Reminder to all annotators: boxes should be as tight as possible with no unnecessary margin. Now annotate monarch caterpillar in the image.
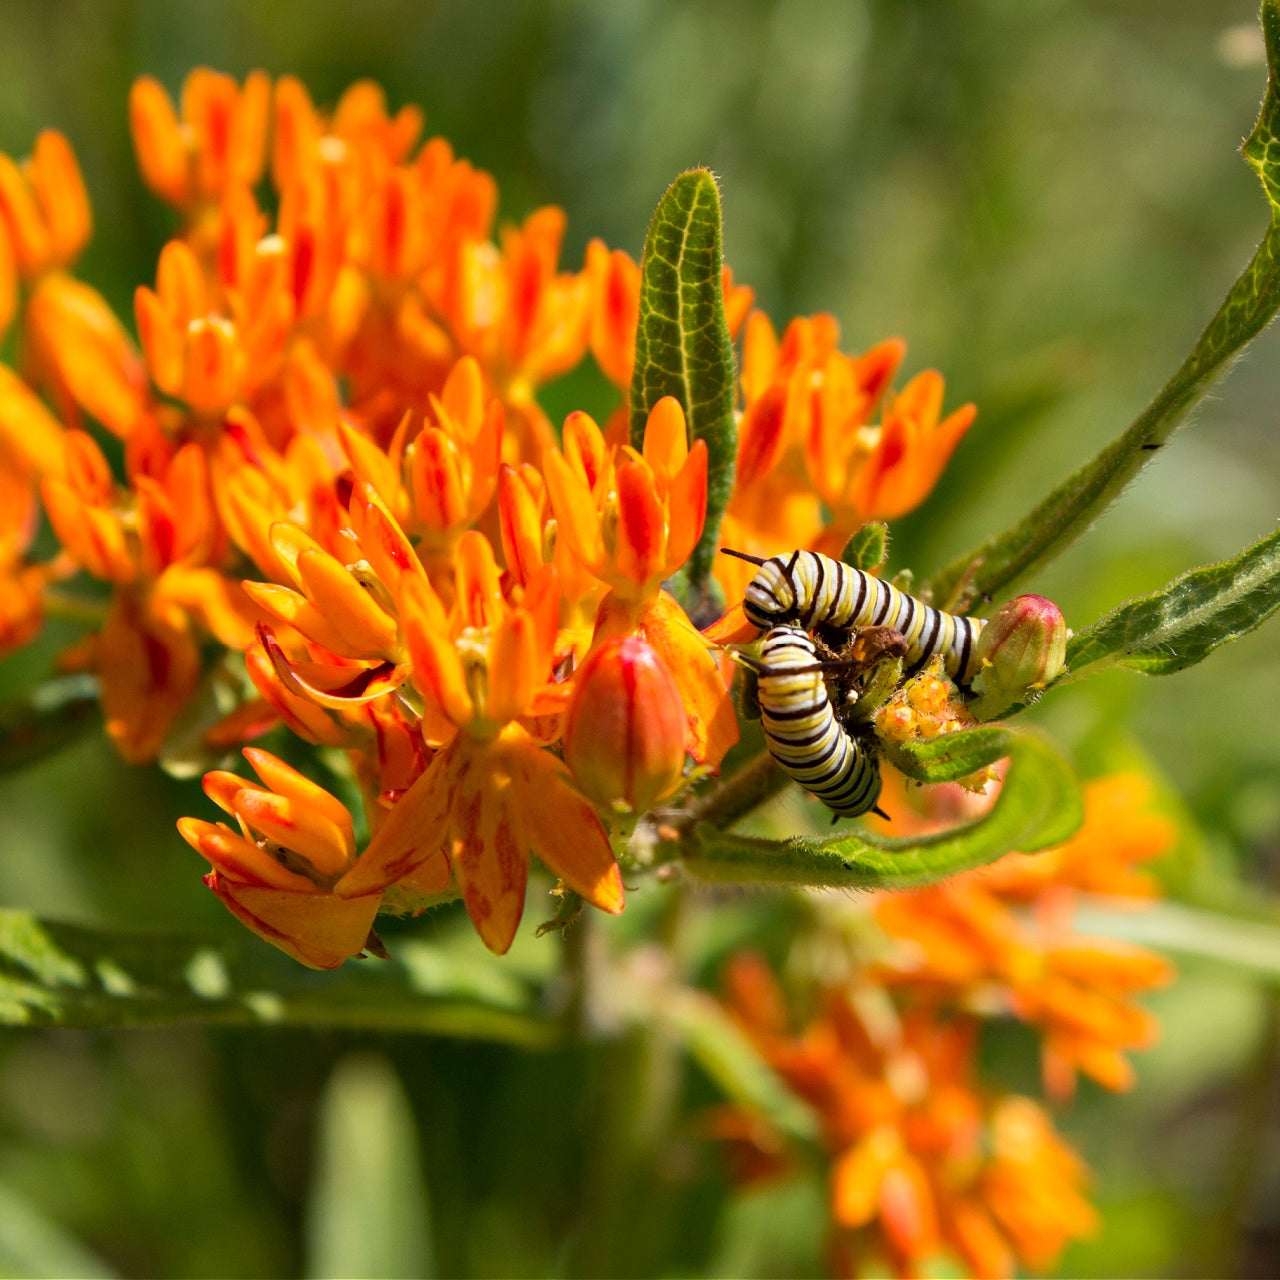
[747,625,884,819]
[725,548,987,684]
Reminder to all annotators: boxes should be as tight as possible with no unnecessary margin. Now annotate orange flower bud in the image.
[564,635,687,813]
[968,594,1068,720]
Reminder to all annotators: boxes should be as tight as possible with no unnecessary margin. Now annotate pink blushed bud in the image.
[564,635,688,813]
[968,594,1068,720]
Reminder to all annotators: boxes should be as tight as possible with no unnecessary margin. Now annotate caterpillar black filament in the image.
[750,625,883,819]
[726,548,986,684]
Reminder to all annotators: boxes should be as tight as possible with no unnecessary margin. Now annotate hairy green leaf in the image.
[0,911,555,1040]
[629,169,737,595]
[842,522,889,573]
[0,676,99,774]
[1062,525,1280,680]
[683,725,1082,889]
[924,0,1280,608]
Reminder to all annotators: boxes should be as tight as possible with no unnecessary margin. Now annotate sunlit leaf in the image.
[306,1054,435,1280]
[1061,525,1280,680]
[629,169,737,603]
[682,725,1082,889]
[0,1181,118,1279]
[924,0,1280,608]
[0,910,556,1040]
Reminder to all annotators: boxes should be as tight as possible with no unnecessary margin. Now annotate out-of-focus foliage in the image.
[2,2,1280,1278]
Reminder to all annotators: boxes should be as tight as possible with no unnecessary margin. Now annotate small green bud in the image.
[967,594,1067,720]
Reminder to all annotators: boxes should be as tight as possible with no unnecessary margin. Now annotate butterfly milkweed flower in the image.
[178,748,382,969]
[331,531,624,954]
[717,954,1099,1279]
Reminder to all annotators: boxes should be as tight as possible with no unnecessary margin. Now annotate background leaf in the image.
[0,677,100,775]
[305,1054,434,1280]
[0,910,556,1039]
[923,0,1280,609]
[663,988,818,1143]
[1062,525,1280,680]
[629,169,737,600]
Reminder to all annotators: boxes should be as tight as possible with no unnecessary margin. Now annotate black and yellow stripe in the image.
[730,548,986,684]
[753,625,882,819]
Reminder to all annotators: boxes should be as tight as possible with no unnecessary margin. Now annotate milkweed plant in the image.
[3,7,1280,1278]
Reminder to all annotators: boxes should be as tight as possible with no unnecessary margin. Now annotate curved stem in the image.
[674,748,788,836]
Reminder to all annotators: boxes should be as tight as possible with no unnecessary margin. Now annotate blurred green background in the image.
[2,0,1280,1275]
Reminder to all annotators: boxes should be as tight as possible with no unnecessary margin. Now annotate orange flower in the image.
[718,955,1098,1278]
[564,634,688,813]
[871,773,1177,1098]
[543,397,737,767]
[544,398,706,599]
[338,355,503,572]
[334,531,624,954]
[40,429,260,760]
[179,747,382,969]
[0,130,92,276]
[130,70,270,215]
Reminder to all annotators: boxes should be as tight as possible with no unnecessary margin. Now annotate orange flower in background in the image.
[870,774,1176,1098]
[718,954,1098,1279]
[715,310,972,603]
[129,69,270,216]
[179,747,381,969]
[0,129,92,276]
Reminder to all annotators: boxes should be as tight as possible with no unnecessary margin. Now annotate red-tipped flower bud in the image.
[564,635,687,813]
[968,594,1068,720]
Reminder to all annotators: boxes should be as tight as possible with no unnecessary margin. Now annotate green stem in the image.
[1209,988,1280,1274]
[675,749,788,836]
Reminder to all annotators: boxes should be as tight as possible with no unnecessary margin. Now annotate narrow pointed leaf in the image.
[683,726,1081,889]
[1076,901,1280,985]
[0,910,556,1041]
[664,988,819,1143]
[0,675,100,773]
[924,0,1280,607]
[1061,525,1280,680]
[629,169,737,598]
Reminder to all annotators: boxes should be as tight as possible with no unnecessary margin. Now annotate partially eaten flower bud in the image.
[967,594,1068,721]
[564,635,687,813]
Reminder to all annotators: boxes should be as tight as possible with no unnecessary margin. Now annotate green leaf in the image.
[1061,525,1280,680]
[924,0,1280,608]
[683,725,1082,889]
[306,1054,434,1279]
[0,910,557,1041]
[663,989,818,1143]
[629,169,737,596]
[0,1182,118,1279]
[0,676,99,774]
[842,521,889,573]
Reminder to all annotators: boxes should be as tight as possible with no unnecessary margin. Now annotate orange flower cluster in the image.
[714,774,1176,1277]
[0,69,976,965]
